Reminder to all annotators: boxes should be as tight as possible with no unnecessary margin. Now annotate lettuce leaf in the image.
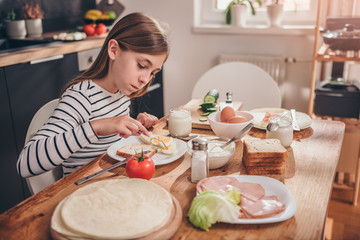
[187,189,241,231]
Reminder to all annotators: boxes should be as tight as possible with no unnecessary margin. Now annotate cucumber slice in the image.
[200,112,211,116]
[204,95,216,103]
[199,117,208,122]
[203,89,219,103]
[200,103,215,112]
[207,107,218,111]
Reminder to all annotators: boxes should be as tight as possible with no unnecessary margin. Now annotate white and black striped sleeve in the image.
[16,88,99,178]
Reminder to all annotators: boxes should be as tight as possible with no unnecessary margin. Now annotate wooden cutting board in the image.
[183,99,243,130]
[51,194,182,240]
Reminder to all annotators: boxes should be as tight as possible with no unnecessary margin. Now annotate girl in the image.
[17,12,169,177]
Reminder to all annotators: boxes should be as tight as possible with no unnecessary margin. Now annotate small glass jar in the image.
[266,116,293,147]
[168,109,192,137]
[191,138,209,183]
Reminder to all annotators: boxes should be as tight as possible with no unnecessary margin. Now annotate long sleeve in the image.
[17,87,99,178]
[17,80,130,178]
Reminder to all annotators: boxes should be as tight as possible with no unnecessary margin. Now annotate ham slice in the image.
[197,176,265,201]
[240,195,286,219]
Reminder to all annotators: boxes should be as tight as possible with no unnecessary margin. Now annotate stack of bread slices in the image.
[243,138,287,180]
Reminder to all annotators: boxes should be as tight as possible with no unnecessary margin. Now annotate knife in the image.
[75,151,150,185]
[290,109,300,131]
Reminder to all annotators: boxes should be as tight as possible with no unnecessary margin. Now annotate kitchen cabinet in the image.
[308,0,360,206]
[130,70,164,119]
[0,52,79,212]
[0,67,24,214]
[5,53,79,160]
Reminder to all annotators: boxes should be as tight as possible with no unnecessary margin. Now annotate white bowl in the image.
[187,138,235,169]
[208,111,254,140]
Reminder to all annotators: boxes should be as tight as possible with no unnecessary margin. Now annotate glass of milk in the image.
[168,109,192,137]
[266,116,293,147]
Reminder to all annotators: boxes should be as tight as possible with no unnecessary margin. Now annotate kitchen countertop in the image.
[0,32,107,68]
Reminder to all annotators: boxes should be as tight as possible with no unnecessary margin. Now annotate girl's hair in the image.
[61,12,169,97]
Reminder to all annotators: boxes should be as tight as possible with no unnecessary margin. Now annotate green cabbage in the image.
[187,188,241,231]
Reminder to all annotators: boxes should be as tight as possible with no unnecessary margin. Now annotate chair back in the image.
[25,98,63,195]
[192,62,281,110]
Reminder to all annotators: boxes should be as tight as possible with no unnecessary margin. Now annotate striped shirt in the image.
[17,80,131,178]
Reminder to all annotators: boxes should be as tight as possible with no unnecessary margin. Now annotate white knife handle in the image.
[290,109,300,130]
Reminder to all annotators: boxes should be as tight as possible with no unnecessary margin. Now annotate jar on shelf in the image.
[266,115,293,147]
[168,109,192,137]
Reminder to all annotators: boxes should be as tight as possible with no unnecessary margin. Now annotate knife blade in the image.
[75,151,150,185]
[290,109,300,131]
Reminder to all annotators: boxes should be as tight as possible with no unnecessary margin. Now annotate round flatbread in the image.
[51,197,82,239]
[53,178,173,240]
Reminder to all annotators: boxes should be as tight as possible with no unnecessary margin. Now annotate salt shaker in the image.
[191,138,209,183]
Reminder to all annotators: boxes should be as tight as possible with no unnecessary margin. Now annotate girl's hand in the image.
[137,112,158,128]
[90,115,150,138]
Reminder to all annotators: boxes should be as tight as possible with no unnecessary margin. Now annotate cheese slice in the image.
[52,178,173,239]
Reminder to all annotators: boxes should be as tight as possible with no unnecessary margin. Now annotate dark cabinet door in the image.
[5,53,79,156]
[3,53,79,205]
[0,68,24,214]
[130,70,164,119]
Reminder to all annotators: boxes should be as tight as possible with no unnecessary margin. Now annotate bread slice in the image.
[244,161,285,167]
[116,144,158,158]
[243,139,287,159]
[245,165,285,174]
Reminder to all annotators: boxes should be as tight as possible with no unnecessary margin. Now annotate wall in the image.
[118,0,315,114]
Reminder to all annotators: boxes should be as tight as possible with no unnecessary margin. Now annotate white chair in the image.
[24,98,63,195]
[192,62,282,110]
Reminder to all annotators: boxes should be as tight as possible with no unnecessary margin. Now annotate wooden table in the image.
[0,106,345,240]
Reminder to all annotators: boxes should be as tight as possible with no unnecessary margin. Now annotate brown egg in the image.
[227,116,248,124]
[220,106,236,123]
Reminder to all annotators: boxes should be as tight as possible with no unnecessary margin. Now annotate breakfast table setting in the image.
[0,96,345,240]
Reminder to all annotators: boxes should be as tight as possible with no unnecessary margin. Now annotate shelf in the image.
[192,24,316,36]
[315,44,360,62]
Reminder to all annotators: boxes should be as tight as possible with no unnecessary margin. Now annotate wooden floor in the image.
[327,188,360,240]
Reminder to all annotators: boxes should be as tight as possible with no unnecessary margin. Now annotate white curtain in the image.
[327,0,360,16]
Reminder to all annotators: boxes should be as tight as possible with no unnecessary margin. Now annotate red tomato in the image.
[83,24,96,36]
[125,153,155,180]
[95,23,107,35]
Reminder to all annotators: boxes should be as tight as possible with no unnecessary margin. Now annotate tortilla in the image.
[52,178,173,240]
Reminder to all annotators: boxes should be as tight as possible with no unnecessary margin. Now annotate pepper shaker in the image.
[226,92,233,104]
[191,138,209,183]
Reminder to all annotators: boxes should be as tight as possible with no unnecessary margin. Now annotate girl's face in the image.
[106,39,167,95]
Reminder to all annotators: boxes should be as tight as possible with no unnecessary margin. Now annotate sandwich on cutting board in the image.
[116,133,177,157]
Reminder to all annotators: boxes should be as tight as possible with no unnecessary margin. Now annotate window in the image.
[194,0,318,27]
[216,0,311,11]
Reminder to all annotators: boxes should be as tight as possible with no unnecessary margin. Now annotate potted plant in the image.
[266,0,284,27]
[5,9,27,39]
[22,1,44,37]
[225,0,262,27]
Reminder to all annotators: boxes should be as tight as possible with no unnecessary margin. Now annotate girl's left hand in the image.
[137,112,158,128]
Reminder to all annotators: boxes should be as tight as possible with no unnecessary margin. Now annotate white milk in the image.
[266,117,293,147]
[168,109,192,137]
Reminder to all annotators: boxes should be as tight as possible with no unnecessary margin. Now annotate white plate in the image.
[107,136,187,166]
[250,108,312,130]
[199,175,296,224]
